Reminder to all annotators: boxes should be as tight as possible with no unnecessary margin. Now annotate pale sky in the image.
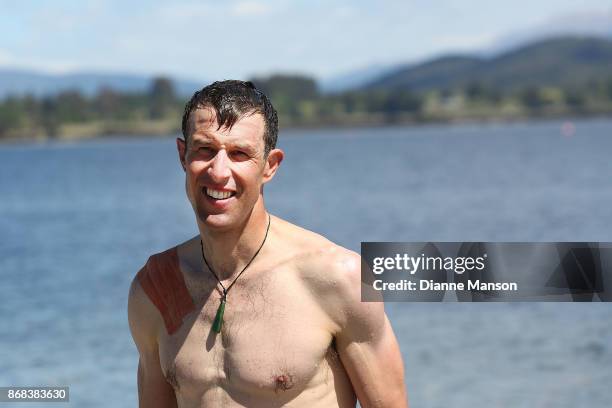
[1,0,611,81]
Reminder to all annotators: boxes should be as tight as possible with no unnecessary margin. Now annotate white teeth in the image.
[206,188,233,199]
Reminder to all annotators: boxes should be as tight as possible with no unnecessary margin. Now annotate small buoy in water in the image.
[561,121,575,137]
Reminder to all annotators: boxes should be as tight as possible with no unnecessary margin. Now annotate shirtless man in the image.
[128,80,408,407]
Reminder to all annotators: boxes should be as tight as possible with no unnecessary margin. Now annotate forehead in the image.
[189,108,265,147]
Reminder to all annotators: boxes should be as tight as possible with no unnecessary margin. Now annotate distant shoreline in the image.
[1,113,610,146]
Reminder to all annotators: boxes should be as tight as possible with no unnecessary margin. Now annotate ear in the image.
[176,137,187,172]
[262,148,284,184]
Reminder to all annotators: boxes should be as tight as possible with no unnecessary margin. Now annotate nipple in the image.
[274,373,294,392]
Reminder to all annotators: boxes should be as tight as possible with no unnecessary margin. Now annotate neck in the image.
[198,199,270,281]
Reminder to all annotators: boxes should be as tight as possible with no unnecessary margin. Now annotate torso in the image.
[154,219,357,407]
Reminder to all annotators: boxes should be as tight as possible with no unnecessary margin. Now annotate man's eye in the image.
[230,151,249,160]
[198,147,215,155]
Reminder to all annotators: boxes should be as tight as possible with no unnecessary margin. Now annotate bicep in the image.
[328,251,408,407]
[336,314,407,408]
[128,278,177,408]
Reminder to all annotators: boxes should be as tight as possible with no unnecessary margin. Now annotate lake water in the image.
[1,119,611,407]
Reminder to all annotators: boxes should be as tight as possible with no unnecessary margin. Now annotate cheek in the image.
[238,162,265,181]
[184,165,202,198]
[185,162,208,186]
[187,159,207,173]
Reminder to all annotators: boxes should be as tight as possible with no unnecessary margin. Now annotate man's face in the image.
[177,108,282,231]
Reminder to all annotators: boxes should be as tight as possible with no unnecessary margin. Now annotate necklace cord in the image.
[200,214,271,298]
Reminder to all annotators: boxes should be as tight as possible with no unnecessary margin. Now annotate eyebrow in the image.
[191,137,213,145]
[191,137,256,151]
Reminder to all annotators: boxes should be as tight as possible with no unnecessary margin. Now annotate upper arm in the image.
[331,251,408,408]
[128,275,178,408]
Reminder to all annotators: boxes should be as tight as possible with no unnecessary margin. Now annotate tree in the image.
[149,77,176,119]
[40,97,59,137]
[564,89,585,110]
[383,90,422,114]
[95,87,121,119]
[339,91,369,113]
[250,74,318,118]
[520,86,546,110]
[0,97,23,137]
[465,82,501,103]
[465,82,486,100]
[56,90,89,122]
[252,74,318,100]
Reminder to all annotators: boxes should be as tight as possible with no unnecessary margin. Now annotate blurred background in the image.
[1,1,612,407]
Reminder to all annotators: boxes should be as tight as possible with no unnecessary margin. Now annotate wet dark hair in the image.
[181,80,278,156]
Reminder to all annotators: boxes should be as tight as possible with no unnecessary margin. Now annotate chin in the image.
[196,210,240,231]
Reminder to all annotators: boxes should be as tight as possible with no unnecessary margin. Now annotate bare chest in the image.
[157,273,338,400]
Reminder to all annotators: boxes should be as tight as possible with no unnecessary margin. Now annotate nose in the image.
[207,149,231,183]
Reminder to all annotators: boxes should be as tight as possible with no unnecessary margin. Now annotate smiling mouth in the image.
[205,187,236,200]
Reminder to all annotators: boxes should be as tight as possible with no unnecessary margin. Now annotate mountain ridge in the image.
[0,68,206,98]
[2,35,611,98]
[362,36,612,92]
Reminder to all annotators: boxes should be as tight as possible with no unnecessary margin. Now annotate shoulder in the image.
[129,244,196,338]
[129,247,177,309]
[315,245,385,336]
[128,260,161,350]
[270,215,350,257]
[271,215,361,283]
[127,247,179,344]
[271,216,384,334]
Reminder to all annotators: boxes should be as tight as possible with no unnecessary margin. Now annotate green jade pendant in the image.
[212,295,226,333]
